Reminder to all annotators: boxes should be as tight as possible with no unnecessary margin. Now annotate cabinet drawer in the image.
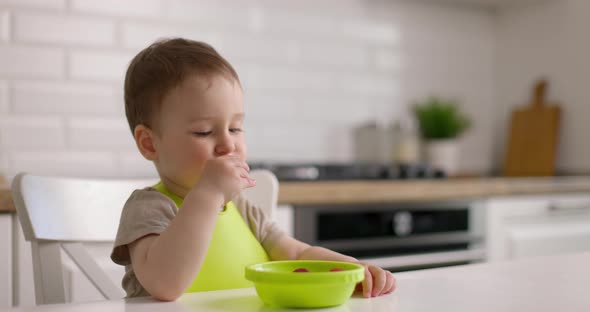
[486,194,590,261]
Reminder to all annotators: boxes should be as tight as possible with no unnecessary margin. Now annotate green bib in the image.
[153,182,270,292]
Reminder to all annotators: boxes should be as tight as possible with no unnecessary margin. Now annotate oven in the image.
[251,162,487,271]
[293,200,486,272]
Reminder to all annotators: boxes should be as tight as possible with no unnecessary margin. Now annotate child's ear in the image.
[134,124,158,161]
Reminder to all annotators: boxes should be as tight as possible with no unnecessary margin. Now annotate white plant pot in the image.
[424,139,460,176]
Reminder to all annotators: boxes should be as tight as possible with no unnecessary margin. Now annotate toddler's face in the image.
[152,74,246,191]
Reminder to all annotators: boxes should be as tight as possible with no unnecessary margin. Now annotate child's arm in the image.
[128,156,254,301]
[267,235,396,298]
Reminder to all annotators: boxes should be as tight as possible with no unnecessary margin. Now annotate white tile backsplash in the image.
[0,80,8,113]
[164,0,251,29]
[67,117,134,149]
[0,45,64,78]
[70,0,162,18]
[69,50,133,82]
[496,0,590,174]
[374,48,402,72]
[216,35,294,65]
[0,0,497,177]
[0,0,65,10]
[121,22,221,50]
[12,81,121,115]
[8,150,116,177]
[13,12,115,46]
[0,116,65,149]
[0,10,9,42]
[297,42,370,69]
[117,151,158,178]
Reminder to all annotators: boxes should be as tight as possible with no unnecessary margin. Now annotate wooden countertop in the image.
[277,176,590,205]
[0,177,12,213]
[2,176,590,212]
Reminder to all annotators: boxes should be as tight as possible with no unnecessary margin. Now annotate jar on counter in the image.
[391,117,421,164]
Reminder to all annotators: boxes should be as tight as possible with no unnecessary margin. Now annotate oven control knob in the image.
[393,211,412,236]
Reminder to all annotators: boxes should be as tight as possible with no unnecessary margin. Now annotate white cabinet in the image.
[0,214,12,308]
[486,194,590,261]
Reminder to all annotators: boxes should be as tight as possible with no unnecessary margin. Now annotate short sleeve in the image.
[110,188,178,266]
[233,195,286,253]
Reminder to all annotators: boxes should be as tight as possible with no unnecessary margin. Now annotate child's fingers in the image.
[369,266,387,296]
[383,271,396,294]
[222,154,248,171]
[361,264,373,298]
[244,177,256,188]
[238,167,256,188]
[239,174,256,188]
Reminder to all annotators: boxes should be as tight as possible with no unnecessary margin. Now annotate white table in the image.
[7,252,590,312]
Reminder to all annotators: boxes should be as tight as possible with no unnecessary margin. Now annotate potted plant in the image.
[413,96,471,176]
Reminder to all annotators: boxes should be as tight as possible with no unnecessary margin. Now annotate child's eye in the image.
[230,128,243,134]
[192,131,212,136]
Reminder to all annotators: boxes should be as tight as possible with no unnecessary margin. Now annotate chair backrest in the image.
[11,170,278,305]
[242,170,279,220]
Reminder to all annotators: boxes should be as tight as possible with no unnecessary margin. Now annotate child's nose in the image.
[214,134,235,156]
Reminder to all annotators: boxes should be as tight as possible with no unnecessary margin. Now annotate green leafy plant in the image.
[413,97,471,140]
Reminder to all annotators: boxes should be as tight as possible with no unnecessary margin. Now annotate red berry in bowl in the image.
[293,268,309,273]
[330,268,344,272]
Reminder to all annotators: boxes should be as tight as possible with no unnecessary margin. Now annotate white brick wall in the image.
[0,46,64,78]
[496,0,590,174]
[0,0,65,10]
[0,116,65,149]
[12,81,121,115]
[67,117,134,149]
[0,10,9,42]
[0,80,8,113]
[14,12,115,46]
[71,0,161,18]
[118,151,158,178]
[69,50,133,81]
[164,0,251,29]
[0,0,496,178]
[9,151,117,177]
[121,22,222,50]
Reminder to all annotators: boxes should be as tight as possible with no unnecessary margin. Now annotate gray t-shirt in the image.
[110,187,285,298]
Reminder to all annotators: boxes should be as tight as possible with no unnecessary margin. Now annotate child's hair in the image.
[124,37,240,133]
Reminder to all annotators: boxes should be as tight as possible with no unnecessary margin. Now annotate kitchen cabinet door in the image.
[486,194,590,261]
[0,214,12,308]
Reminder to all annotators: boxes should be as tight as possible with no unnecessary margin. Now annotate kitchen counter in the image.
[278,176,590,205]
[2,176,590,212]
[7,252,590,311]
[0,178,12,213]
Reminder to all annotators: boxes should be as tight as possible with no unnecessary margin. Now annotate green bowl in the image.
[245,260,364,308]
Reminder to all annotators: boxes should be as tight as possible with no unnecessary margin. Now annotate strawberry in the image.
[293,268,309,273]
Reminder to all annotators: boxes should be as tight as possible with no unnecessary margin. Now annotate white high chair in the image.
[11,170,278,305]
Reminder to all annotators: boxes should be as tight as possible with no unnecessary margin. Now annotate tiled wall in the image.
[495,0,590,174]
[0,0,495,178]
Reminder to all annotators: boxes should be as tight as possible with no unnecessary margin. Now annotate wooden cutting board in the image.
[503,80,561,176]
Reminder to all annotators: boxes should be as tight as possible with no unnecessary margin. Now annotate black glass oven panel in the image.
[317,210,468,241]
[331,243,470,258]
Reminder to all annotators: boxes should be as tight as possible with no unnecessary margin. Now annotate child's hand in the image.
[193,155,256,205]
[355,261,396,298]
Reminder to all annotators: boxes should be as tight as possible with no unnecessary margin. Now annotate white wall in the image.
[0,0,496,178]
[495,0,590,174]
